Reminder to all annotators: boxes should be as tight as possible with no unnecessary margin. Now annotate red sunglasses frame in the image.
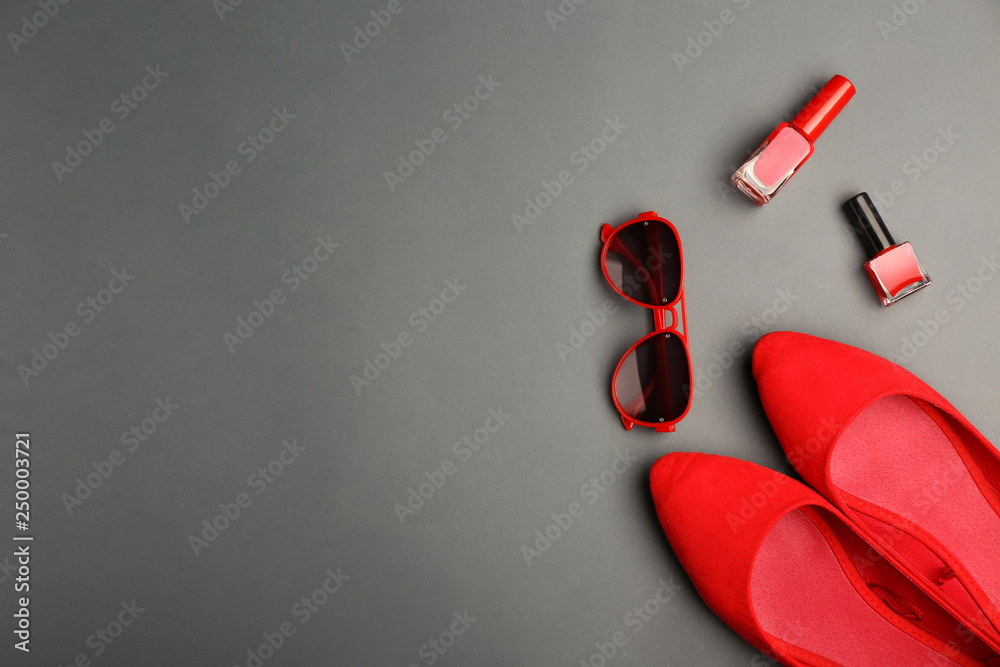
[599,211,692,432]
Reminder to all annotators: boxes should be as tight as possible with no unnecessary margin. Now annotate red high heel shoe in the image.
[650,452,1000,666]
[753,331,1000,653]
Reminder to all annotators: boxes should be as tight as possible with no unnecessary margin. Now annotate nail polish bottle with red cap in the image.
[843,192,931,306]
[732,75,856,205]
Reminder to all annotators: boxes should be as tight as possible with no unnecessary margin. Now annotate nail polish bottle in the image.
[843,192,931,307]
[732,75,856,205]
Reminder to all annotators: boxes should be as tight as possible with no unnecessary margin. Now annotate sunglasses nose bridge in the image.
[652,306,678,332]
[652,307,669,332]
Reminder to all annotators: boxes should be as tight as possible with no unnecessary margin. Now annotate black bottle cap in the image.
[843,192,895,258]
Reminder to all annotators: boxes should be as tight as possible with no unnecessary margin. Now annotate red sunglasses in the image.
[599,212,692,432]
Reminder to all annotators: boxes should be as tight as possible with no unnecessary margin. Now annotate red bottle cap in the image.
[790,75,855,143]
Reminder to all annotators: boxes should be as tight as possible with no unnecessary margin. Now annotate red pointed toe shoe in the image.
[650,453,1000,667]
[651,453,999,666]
[753,331,1000,652]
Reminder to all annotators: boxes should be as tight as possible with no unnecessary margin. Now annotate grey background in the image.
[2,0,999,665]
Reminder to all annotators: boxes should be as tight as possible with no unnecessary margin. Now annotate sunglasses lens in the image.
[614,332,691,424]
[603,220,681,306]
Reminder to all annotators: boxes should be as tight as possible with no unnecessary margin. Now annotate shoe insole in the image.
[751,509,965,667]
[830,395,1000,612]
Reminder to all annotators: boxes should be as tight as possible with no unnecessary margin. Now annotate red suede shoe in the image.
[753,331,1000,653]
[650,452,1000,666]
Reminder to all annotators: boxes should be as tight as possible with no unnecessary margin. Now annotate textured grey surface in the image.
[1,0,999,665]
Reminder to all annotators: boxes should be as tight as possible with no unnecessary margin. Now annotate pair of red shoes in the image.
[651,332,1000,666]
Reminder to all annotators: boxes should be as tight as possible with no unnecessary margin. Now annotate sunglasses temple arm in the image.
[654,334,673,420]
[656,296,686,417]
[631,334,673,416]
[653,308,669,332]
[644,225,666,306]
[623,392,649,417]
[606,236,646,272]
[604,229,668,306]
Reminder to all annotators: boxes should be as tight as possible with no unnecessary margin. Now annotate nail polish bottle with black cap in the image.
[843,192,931,306]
